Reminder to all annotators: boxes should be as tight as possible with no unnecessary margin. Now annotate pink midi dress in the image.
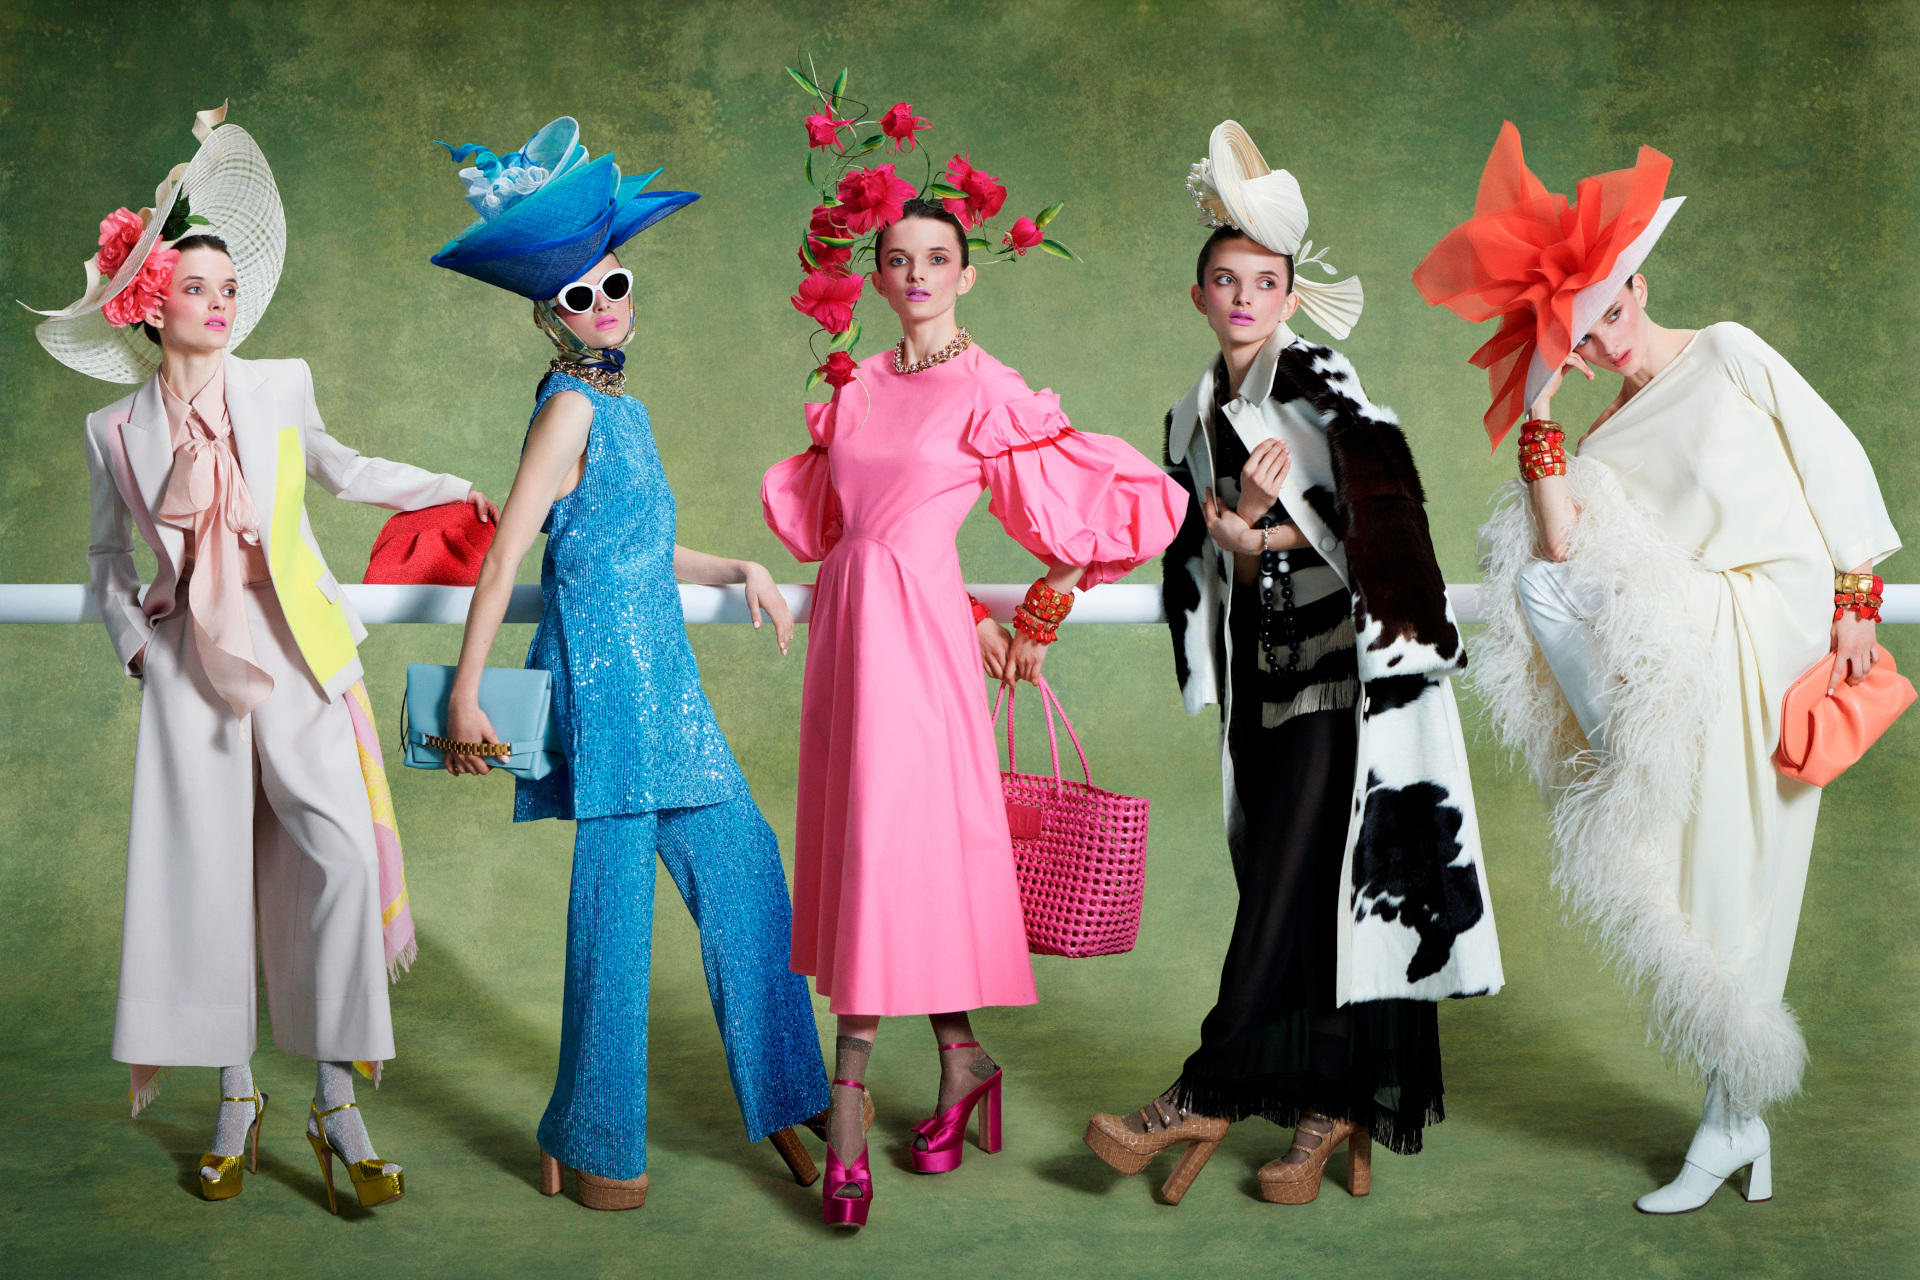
[761,344,1185,1015]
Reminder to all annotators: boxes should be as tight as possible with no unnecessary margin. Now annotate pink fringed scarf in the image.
[128,680,412,1115]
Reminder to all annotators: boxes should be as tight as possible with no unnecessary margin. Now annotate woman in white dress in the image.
[1415,124,1900,1213]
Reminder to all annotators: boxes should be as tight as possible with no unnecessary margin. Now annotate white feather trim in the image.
[1474,458,1806,1114]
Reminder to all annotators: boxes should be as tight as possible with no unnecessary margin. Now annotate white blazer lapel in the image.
[225,354,280,554]
[1223,330,1350,583]
[121,375,187,575]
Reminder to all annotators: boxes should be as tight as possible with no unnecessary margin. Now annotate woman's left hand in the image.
[1006,627,1049,685]
[1829,611,1878,693]
[743,561,794,655]
[1200,487,1260,556]
[467,489,501,523]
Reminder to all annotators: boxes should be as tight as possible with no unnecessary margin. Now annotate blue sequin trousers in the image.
[515,372,826,1180]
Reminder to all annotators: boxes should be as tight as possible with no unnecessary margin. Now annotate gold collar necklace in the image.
[893,328,972,375]
[549,357,626,397]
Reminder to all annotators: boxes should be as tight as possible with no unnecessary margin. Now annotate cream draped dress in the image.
[1476,322,1899,1114]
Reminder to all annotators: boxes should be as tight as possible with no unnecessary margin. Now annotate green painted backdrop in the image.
[2,2,1916,1277]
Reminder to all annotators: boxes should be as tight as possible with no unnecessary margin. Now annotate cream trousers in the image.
[111,583,393,1067]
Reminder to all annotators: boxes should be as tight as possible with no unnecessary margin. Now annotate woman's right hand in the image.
[444,696,501,776]
[977,618,1013,681]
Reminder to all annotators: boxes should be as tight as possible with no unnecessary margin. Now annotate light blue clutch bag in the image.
[401,663,564,780]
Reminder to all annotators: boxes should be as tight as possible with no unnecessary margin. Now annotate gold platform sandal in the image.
[198,1090,269,1202]
[306,1100,405,1213]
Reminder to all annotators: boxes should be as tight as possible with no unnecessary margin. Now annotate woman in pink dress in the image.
[763,200,1185,1226]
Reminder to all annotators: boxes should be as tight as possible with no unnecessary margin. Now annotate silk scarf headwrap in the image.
[1411,122,1674,450]
[534,299,631,393]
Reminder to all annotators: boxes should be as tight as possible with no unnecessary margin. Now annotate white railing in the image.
[2,583,1917,626]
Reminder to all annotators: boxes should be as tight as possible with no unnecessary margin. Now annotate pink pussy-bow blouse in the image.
[156,364,274,718]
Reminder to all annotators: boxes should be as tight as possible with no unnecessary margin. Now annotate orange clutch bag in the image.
[1774,647,1916,786]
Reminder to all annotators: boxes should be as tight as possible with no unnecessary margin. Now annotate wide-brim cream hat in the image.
[1187,120,1364,340]
[22,103,285,384]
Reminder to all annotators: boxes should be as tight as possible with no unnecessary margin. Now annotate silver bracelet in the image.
[1259,527,1270,553]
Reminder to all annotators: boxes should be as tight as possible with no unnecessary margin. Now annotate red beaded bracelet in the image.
[1011,578,1074,645]
[1516,419,1567,484]
[968,594,992,625]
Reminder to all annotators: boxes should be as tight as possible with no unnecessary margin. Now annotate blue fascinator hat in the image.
[429,116,699,300]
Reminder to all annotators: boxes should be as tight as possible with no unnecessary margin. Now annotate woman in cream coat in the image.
[1418,124,1900,1214]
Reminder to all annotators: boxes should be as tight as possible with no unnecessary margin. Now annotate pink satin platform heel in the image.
[821,1079,873,1229]
[909,1040,1003,1174]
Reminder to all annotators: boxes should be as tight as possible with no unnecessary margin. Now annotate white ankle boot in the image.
[1635,1078,1771,1214]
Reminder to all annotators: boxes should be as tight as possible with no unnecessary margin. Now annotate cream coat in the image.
[1475,322,1900,1113]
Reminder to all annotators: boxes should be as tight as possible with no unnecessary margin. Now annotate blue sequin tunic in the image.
[515,372,749,822]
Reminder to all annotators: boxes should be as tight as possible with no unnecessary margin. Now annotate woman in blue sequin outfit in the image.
[428,118,829,1210]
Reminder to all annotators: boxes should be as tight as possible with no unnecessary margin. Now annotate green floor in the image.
[3,622,1915,1279]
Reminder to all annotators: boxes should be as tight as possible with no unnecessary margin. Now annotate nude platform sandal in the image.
[1256,1115,1370,1204]
[1084,1104,1229,1205]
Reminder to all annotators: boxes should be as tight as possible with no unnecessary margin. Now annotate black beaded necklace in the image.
[1255,519,1303,676]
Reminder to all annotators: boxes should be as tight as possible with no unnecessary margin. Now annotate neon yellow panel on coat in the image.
[269,426,358,685]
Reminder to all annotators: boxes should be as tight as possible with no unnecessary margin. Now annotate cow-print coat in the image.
[1162,328,1504,1004]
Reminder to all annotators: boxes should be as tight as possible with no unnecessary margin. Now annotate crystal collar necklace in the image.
[893,328,972,375]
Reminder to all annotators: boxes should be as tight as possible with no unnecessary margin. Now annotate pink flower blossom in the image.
[835,164,916,235]
[791,269,865,334]
[817,350,858,388]
[879,103,930,153]
[1002,216,1043,255]
[96,207,147,278]
[804,112,856,150]
[940,153,1006,230]
[799,204,852,273]
[101,247,179,329]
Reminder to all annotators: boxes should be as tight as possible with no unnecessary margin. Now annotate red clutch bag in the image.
[1774,647,1915,787]
[363,503,495,587]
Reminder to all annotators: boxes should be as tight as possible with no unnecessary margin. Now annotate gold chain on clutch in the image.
[424,735,512,758]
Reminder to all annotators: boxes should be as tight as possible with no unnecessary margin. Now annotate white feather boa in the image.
[1476,457,1806,1114]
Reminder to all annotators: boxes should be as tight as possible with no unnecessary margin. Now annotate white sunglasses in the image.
[553,268,634,314]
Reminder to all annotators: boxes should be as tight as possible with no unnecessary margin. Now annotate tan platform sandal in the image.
[540,1148,648,1210]
[1084,1101,1229,1205]
[1257,1114,1370,1204]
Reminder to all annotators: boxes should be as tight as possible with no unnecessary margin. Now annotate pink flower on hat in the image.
[816,350,858,388]
[805,112,856,150]
[940,153,1005,230]
[879,103,930,153]
[791,268,865,334]
[96,207,148,278]
[834,164,915,235]
[1002,217,1043,255]
[101,247,179,329]
[800,204,853,274]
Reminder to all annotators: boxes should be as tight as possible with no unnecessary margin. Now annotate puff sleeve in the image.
[760,399,844,563]
[967,389,1186,588]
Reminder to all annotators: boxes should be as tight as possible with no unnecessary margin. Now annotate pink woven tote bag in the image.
[991,678,1150,958]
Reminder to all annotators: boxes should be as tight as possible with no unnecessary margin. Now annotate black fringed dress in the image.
[1164,362,1445,1154]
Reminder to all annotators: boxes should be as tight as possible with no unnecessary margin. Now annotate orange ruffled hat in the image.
[1413,122,1682,449]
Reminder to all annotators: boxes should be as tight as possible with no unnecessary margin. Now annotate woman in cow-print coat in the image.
[1084,206,1503,1207]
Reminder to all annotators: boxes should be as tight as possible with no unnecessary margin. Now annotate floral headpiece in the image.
[1413,122,1683,448]
[23,103,287,384]
[785,60,1077,390]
